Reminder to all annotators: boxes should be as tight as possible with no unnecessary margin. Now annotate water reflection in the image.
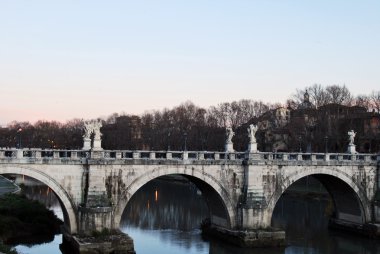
[15,234,62,254]
[15,176,64,221]
[122,176,380,254]
[121,176,208,231]
[5,176,64,253]
[5,174,380,254]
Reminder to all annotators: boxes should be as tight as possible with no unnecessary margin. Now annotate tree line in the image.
[288,84,380,111]
[1,85,380,152]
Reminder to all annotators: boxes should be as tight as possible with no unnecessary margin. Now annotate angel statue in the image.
[226,127,234,144]
[93,120,103,140]
[83,121,93,139]
[247,124,258,143]
[348,130,356,145]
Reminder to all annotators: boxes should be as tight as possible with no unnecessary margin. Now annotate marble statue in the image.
[247,124,258,143]
[82,120,103,150]
[226,127,234,144]
[93,120,103,140]
[348,130,356,145]
[83,121,93,139]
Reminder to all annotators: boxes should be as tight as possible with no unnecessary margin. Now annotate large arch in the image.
[268,167,370,226]
[114,166,236,230]
[0,166,78,233]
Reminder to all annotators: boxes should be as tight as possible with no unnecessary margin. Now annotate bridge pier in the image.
[63,201,135,253]
[62,150,136,254]
[203,204,285,247]
[78,206,114,233]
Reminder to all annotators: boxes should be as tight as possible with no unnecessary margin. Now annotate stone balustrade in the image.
[0,147,378,164]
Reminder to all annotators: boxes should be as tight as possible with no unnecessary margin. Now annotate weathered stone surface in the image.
[62,230,135,254]
[1,148,379,248]
[202,224,286,247]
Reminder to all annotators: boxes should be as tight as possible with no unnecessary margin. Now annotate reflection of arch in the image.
[114,167,235,230]
[0,166,78,233]
[269,168,370,225]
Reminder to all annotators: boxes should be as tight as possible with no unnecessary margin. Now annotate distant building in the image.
[250,92,380,153]
[255,107,291,152]
[297,90,315,110]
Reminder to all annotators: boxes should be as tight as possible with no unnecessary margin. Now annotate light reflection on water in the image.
[121,227,208,254]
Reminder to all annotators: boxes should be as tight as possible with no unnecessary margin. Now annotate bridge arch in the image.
[269,167,371,226]
[114,166,236,230]
[0,166,78,233]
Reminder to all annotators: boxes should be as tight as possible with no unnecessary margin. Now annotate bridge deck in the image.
[0,148,378,165]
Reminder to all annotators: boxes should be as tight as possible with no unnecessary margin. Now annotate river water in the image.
[11,176,380,254]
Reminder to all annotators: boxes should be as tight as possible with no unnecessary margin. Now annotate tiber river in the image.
[11,176,380,254]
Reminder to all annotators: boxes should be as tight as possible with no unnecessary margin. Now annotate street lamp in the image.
[201,137,206,151]
[298,136,302,153]
[48,139,54,149]
[17,127,22,149]
[167,132,171,151]
[324,135,328,153]
[183,132,188,151]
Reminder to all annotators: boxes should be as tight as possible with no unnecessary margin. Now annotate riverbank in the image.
[0,243,17,254]
[0,193,62,245]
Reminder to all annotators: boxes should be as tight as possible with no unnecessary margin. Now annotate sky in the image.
[1,1,379,125]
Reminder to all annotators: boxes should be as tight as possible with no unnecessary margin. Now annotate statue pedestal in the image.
[225,143,234,153]
[347,145,357,154]
[83,138,91,150]
[247,143,258,153]
[93,139,103,151]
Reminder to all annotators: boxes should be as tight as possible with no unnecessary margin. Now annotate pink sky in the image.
[1,1,379,125]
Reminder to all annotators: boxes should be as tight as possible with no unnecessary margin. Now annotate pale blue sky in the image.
[1,1,379,124]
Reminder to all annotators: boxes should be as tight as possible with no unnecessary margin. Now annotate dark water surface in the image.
[11,176,380,254]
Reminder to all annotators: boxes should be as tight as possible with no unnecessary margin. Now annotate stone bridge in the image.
[1,147,380,245]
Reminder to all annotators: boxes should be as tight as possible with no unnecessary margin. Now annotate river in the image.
[10,176,380,254]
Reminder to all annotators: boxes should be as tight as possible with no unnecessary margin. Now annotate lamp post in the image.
[324,135,328,153]
[17,127,22,149]
[298,136,302,153]
[201,137,206,151]
[183,132,188,151]
[167,132,171,151]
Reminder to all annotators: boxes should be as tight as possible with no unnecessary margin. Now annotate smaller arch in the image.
[114,166,236,230]
[0,166,78,233]
[269,168,370,227]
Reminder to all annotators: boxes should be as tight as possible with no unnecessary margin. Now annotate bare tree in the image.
[355,95,372,111]
[293,84,329,108]
[206,100,271,128]
[293,84,353,108]
[370,91,380,113]
[286,99,298,110]
[325,85,353,105]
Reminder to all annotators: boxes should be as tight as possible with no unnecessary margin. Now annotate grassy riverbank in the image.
[0,193,62,245]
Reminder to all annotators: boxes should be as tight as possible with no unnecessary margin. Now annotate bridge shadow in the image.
[119,175,236,253]
[272,174,366,241]
[120,175,209,231]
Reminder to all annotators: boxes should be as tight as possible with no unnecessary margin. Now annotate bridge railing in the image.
[259,152,379,162]
[101,150,248,160]
[0,148,379,163]
[0,148,89,160]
